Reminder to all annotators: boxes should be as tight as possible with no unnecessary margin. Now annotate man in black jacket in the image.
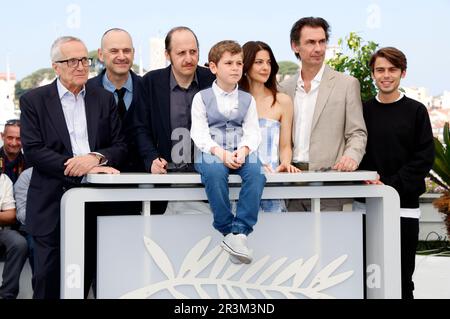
[87,28,145,173]
[85,28,146,297]
[359,47,435,299]
[129,26,215,213]
[20,36,126,299]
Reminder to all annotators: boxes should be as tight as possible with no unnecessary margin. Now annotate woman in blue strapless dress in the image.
[239,41,300,213]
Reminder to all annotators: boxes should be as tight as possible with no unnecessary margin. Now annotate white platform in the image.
[3,255,448,299]
[86,171,378,184]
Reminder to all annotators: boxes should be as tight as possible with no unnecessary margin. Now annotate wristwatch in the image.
[89,153,105,165]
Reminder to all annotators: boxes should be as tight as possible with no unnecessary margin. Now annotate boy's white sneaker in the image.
[229,248,254,264]
[229,254,242,264]
[221,233,253,264]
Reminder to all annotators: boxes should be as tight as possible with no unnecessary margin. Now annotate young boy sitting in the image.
[191,40,266,264]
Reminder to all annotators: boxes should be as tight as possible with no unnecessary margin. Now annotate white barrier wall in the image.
[61,172,401,299]
[97,214,364,299]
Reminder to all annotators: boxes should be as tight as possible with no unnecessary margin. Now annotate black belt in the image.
[293,162,309,171]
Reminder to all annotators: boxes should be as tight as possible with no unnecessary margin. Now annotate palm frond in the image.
[122,237,357,299]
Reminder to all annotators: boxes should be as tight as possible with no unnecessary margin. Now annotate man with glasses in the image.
[20,36,127,299]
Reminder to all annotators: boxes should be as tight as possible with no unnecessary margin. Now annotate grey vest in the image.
[200,88,252,151]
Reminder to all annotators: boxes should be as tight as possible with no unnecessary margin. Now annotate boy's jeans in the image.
[195,152,266,236]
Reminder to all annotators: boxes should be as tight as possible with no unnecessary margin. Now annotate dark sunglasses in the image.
[5,119,20,126]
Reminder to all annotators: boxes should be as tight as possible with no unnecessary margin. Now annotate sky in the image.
[1,0,449,95]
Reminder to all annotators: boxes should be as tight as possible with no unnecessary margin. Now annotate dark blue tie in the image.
[115,87,127,120]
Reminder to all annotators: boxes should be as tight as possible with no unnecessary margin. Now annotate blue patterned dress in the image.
[258,118,287,213]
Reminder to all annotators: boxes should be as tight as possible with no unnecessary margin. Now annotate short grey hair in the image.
[50,36,85,62]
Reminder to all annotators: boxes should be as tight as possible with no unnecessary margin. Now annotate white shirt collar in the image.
[375,91,405,103]
[212,80,239,97]
[57,78,85,99]
[297,62,326,85]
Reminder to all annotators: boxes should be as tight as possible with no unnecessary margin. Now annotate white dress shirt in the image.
[292,63,326,163]
[191,81,261,154]
[57,79,91,157]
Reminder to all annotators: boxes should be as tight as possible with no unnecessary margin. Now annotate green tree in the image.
[278,61,299,76]
[327,32,379,102]
[15,68,56,100]
[277,61,299,83]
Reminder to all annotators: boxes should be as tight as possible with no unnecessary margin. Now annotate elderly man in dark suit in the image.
[130,26,215,214]
[20,36,127,299]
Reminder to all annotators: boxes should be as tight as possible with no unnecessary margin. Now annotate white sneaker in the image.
[229,254,242,264]
[229,248,254,264]
[221,233,253,264]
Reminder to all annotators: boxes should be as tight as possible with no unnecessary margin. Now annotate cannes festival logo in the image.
[120,236,354,299]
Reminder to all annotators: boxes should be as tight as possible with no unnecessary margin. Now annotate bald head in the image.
[101,28,133,49]
[99,28,135,79]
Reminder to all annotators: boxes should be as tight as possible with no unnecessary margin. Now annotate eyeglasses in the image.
[55,57,92,68]
[5,119,20,126]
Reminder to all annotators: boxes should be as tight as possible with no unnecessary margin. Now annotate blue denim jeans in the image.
[195,152,266,236]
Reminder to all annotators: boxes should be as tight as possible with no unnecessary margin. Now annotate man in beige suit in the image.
[281,17,367,211]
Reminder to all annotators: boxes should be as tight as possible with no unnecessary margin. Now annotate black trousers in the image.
[31,227,60,299]
[400,217,419,299]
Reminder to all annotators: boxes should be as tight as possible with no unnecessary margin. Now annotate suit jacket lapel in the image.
[85,89,99,151]
[46,81,73,155]
[157,67,172,141]
[311,65,336,131]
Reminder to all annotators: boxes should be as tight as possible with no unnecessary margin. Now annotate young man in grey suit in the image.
[280,17,367,211]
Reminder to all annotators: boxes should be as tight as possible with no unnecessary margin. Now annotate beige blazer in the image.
[280,65,367,171]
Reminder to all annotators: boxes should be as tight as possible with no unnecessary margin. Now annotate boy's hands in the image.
[223,150,241,169]
[232,146,249,165]
[211,146,250,170]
